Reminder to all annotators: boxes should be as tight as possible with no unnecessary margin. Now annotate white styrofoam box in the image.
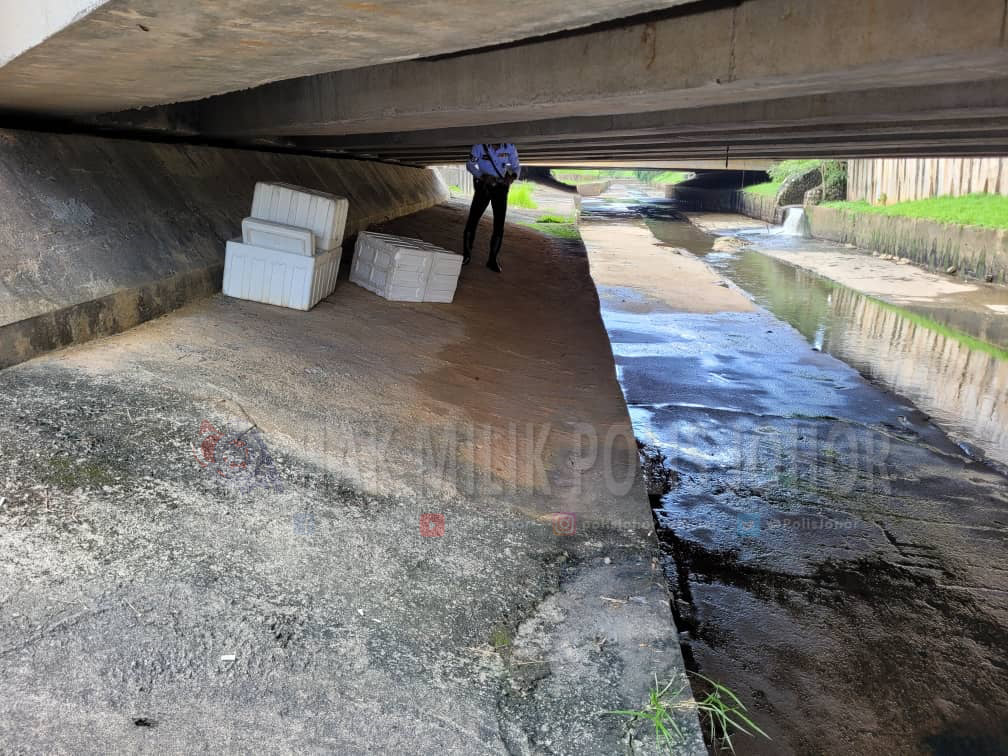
[223,240,341,311]
[241,217,315,257]
[350,232,463,303]
[423,252,465,303]
[250,182,349,252]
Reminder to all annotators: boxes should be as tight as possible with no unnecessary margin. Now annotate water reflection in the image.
[645,217,1008,469]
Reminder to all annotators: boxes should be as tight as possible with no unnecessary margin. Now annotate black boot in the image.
[487,233,503,273]
[462,227,475,265]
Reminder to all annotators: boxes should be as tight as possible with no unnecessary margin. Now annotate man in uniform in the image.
[462,143,521,273]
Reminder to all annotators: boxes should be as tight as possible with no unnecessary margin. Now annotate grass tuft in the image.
[693,673,770,754]
[604,673,770,754]
[522,221,580,239]
[508,182,538,209]
[489,625,512,649]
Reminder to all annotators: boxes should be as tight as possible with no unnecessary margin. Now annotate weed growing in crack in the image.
[605,674,686,752]
[603,672,769,754]
[692,673,769,753]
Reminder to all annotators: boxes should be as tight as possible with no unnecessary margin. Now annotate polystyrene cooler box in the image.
[241,217,315,256]
[350,232,463,303]
[424,253,465,303]
[250,182,349,252]
[223,240,341,311]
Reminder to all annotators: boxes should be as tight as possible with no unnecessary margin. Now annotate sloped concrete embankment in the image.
[0,203,704,754]
[807,204,1008,284]
[666,186,779,223]
[0,129,447,368]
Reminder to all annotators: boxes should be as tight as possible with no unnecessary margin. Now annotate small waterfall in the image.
[780,207,809,237]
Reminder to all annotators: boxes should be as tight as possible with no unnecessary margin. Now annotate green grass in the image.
[535,213,570,223]
[604,673,770,754]
[553,169,638,181]
[767,159,823,183]
[825,193,1008,230]
[652,170,691,185]
[743,181,782,196]
[522,221,580,239]
[42,456,117,489]
[744,158,847,198]
[508,182,538,209]
[551,169,694,184]
[448,184,462,194]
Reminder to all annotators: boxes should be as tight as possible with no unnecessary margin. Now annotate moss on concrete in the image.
[40,456,118,490]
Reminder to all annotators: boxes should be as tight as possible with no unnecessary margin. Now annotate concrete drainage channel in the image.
[580,184,1008,755]
[0,143,705,754]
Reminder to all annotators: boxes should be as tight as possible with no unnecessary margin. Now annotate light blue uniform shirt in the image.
[466,143,521,182]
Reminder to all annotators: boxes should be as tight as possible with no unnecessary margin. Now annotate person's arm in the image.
[506,144,521,177]
[466,144,484,180]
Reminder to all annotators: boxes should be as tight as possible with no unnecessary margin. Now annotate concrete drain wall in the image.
[0,128,448,368]
[807,204,1008,284]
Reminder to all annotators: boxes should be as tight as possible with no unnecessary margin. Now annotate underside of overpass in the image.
[2,0,1008,165]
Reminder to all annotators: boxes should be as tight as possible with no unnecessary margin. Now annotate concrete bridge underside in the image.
[2,0,1008,165]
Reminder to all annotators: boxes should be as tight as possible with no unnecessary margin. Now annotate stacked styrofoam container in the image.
[350,232,463,303]
[250,182,349,253]
[223,182,349,311]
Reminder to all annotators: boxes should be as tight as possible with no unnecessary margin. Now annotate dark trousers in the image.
[464,180,509,241]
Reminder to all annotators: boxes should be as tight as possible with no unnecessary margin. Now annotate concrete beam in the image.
[306,124,1008,158]
[526,160,770,170]
[266,79,1008,163]
[0,0,696,113]
[132,0,1008,143]
[286,81,1008,151]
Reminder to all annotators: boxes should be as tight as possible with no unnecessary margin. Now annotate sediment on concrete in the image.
[808,205,1008,284]
[0,128,447,367]
[666,186,779,223]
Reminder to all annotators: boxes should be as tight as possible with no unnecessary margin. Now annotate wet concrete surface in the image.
[667,214,1008,471]
[0,201,703,754]
[581,186,1008,755]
